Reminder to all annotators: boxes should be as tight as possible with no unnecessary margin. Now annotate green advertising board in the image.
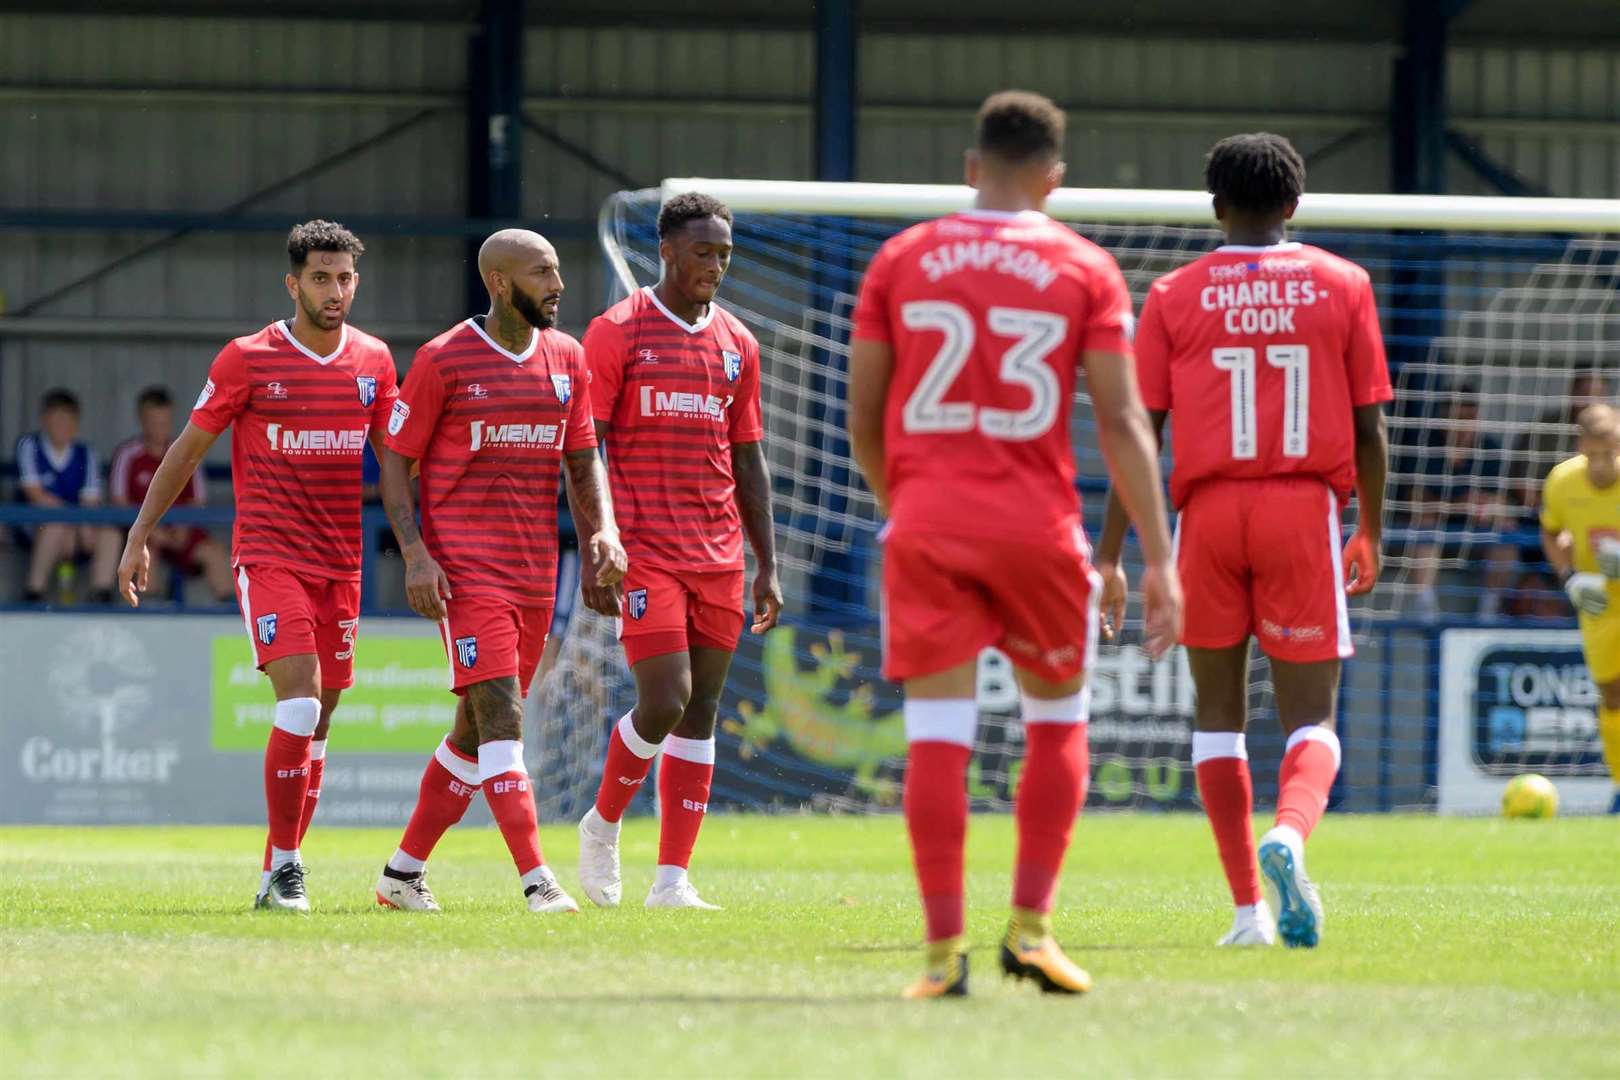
[212,635,454,752]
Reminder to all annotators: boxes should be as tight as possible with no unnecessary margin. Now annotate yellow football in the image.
[1501,774,1559,819]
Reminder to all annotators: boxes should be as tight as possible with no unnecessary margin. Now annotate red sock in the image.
[658,737,715,869]
[1275,727,1341,840]
[905,741,972,942]
[395,740,482,865]
[263,725,314,852]
[1194,739,1260,907]
[594,712,659,823]
[262,745,328,873]
[480,740,543,878]
[1013,722,1089,913]
[298,743,327,845]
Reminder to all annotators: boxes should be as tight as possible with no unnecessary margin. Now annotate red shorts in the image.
[1177,476,1354,663]
[617,563,745,666]
[439,594,553,697]
[881,523,1101,684]
[234,563,361,688]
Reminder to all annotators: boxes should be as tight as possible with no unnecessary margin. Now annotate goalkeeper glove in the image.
[1564,571,1610,617]
[1595,537,1620,580]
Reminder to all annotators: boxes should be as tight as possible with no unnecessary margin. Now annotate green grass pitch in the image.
[3,815,1617,1078]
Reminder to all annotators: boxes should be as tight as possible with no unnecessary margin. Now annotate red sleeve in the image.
[1080,255,1135,356]
[563,340,598,452]
[729,334,765,444]
[1346,272,1393,407]
[384,350,447,459]
[190,344,250,434]
[1133,288,1172,412]
[584,317,626,424]
[850,241,895,344]
[369,346,401,433]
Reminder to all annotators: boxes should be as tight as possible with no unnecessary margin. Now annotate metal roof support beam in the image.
[467,0,524,311]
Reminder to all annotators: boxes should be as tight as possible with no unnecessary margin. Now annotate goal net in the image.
[528,180,1620,819]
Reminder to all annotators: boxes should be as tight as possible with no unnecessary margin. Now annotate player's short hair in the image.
[976,90,1065,165]
[1577,403,1618,439]
[40,388,79,415]
[657,193,733,239]
[287,219,365,271]
[137,386,172,411]
[1205,133,1306,216]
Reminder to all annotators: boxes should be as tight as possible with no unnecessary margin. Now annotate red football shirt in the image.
[110,438,205,506]
[190,321,398,580]
[1134,242,1392,508]
[586,287,764,572]
[386,318,596,605]
[850,209,1134,538]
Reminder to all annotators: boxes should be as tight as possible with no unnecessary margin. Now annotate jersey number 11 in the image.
[1212,345,1310,461]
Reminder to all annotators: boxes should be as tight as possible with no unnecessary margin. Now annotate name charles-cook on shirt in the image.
[918,241,1059,291]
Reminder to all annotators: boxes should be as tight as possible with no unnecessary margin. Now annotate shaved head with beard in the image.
[479,229,562,330]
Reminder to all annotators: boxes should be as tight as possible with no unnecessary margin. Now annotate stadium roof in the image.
[19,0,1620,45]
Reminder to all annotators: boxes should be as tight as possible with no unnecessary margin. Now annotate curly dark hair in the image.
[1205,133,1306,216]
[657,192,733,239]
[286,219,365,270]
[976,90,1065,165]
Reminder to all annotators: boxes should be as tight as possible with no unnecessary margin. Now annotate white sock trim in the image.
[1191,730,1248,765]
[308,739,328,762]
[1022,691,1087,725]
[1285,725,1342,771]
[477,739,526,782]
[434,737,483,787]
[654,864,688,890]
[270,846,301,871]
[272,697,321,738]
[617,711,662,760]
[388,848,426,874]
[904,698,977,747]
[521,864,555,890]
[663,734,716,765]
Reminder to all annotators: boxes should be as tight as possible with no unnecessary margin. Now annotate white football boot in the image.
[1258,826,1324,948]
[255,861,310,913]
[644,876,722,911]
[1216,900,1277,946]
[374,869,441,912]
[525,869,581,914]
[577,807,623,908]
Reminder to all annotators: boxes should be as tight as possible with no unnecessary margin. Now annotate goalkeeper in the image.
[1541,402,1620,813]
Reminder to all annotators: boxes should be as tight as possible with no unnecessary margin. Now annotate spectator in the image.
[1402,383,1518,618]
[1508,368,1616,513]
[108,386,234,603]
[14,388,121,604]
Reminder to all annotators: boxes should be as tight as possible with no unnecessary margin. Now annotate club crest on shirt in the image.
[627,589,649,620]
[551,373,572,405]
[265,381,290,400]
[466,383,489,400]
[455,635,478,669]
[195,379,216,410]
[355,375,377,407]
[256,613,278,646]
[388,400,410,436]
[636,348,660,365]
[722,350,742,382]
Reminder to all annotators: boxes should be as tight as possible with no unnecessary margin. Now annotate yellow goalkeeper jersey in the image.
[1541,454,1620,580]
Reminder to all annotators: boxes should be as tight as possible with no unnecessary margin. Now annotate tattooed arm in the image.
[380,446,450,620]
[564,447,626,617]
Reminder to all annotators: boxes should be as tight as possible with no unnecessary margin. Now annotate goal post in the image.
[535,180,1620,819]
